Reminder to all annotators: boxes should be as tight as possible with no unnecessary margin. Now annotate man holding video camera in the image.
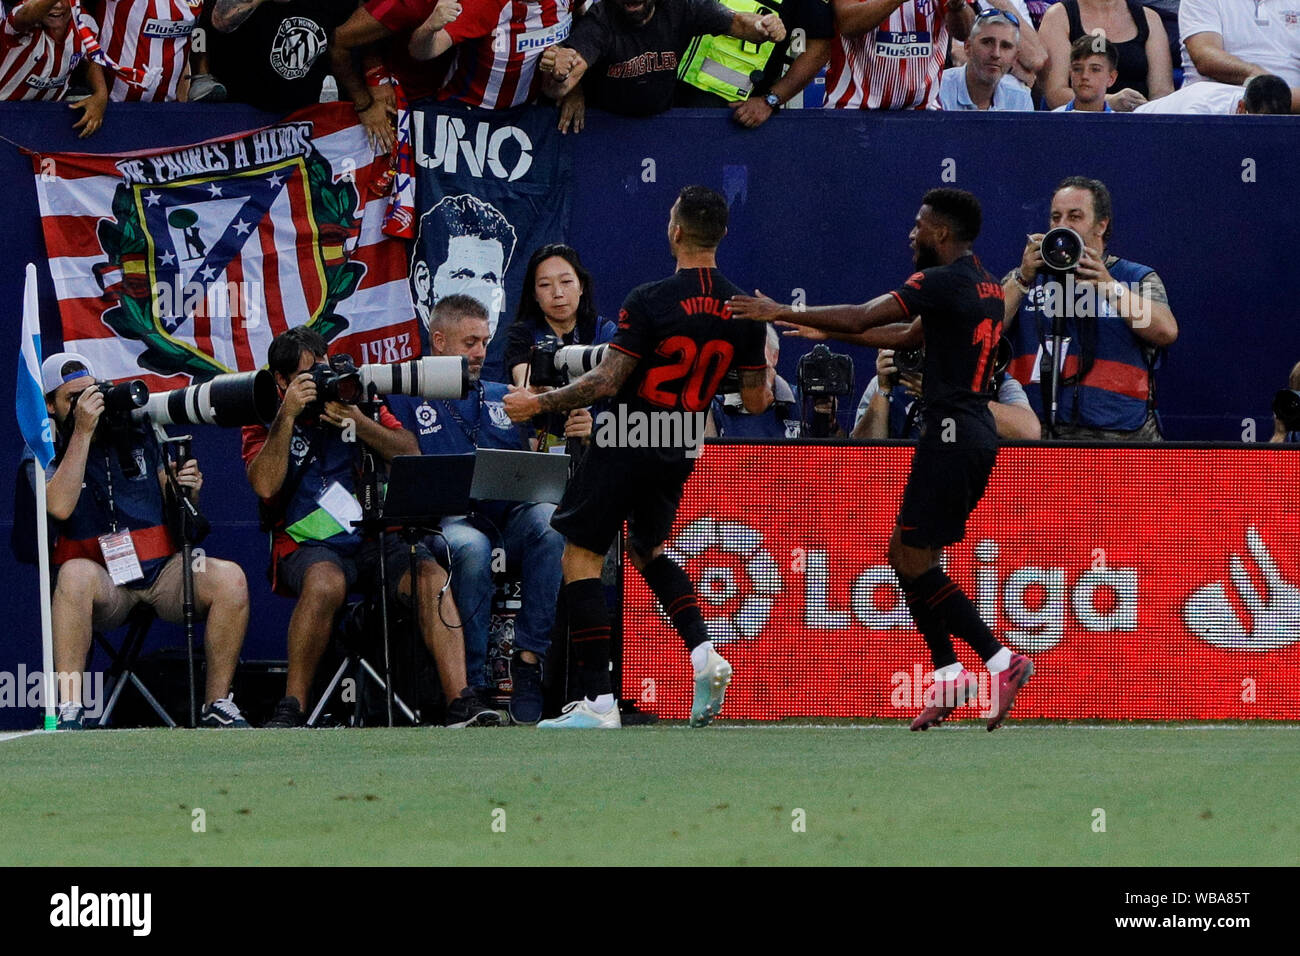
[1001,176,1178,440]
[243,326,498,728]
[41,353,250,730]
[389,295,565,726]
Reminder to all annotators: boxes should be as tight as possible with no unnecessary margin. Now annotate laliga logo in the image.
[415,403,437,429]
[1183,527,1300,650]
[664,518,782,643]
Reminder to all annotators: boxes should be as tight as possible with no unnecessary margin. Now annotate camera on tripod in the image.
[797,344,854,398]
[527,336,608,388]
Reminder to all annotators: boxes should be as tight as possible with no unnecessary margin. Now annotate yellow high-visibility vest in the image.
[677,0,779,101]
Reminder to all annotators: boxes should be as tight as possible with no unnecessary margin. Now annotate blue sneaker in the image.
[690,649,732,728]
[508,652,544,725]
[538,699,621,729]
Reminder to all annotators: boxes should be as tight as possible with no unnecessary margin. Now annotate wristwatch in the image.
[764,92,781,110]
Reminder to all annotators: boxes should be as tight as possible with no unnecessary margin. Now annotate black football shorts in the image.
[551,446,696,556]
[896,437,998,548]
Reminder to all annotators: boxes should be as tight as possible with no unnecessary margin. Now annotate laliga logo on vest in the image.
[414,114,534,183]
[665,517,782,642]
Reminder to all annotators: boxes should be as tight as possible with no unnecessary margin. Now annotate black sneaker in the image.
[444,688,502,728]
[56,702,85,731]
[263,696,307,729]
[200,696,251,728]
[509,652,544,725]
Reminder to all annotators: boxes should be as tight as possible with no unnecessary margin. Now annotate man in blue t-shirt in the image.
[390,295,564,726]
[41,352,250,730]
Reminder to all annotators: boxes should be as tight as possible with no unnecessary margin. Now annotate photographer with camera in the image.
[1270,360,1300,443]
[389,295,564,726]
[706,325,801,439]
[1001,176,1178,440]
[41,354,250,730]
[243,326,497,728]
[503,244,617,454]
[853,345,1040,439]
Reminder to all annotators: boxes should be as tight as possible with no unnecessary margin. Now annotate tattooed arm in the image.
[504,349,638,422]
[212,0,270,32]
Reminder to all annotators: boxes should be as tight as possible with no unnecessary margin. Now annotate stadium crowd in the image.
[3,0,1299,131]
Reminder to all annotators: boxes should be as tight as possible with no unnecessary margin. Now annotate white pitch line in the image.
[0,730,44,743]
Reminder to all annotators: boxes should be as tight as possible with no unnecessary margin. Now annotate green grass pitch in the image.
[2,724,1296,866]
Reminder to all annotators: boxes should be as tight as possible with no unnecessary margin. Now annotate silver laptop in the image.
[470,448,570,504]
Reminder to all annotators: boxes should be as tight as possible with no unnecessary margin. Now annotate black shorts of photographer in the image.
[277,537,443,611]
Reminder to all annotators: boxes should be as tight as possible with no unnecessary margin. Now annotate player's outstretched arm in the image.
[730,290,908,336]
[504,349,638,422]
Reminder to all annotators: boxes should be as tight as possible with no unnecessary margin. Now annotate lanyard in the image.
[101,448,119,534]
[439,382,483,446]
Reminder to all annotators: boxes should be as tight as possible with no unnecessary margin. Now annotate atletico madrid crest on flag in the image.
[35,104,420,390]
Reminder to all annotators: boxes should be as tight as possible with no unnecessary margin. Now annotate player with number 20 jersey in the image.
[503,186,771,731]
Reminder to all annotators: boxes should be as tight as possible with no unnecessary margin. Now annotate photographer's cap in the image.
[41,352,95,396]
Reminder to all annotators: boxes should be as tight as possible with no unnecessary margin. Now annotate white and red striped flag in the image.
[32,103,420,391]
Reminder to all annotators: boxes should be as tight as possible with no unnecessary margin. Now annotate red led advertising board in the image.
[621,443,1300,721]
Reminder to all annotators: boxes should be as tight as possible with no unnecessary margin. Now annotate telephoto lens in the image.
[141,370,278,427]
[1040,227,1085,273]
[359,356,468,400]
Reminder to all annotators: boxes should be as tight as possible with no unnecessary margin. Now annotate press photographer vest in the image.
[678,0,778,100]
[1007,258,1159,433]
[51,423,177,583]
[392,382,523,457]
[274,424,364,557]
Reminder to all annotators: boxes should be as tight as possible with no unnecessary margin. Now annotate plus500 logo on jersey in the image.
[142,19,197,39]
[875,31,932,58]
[515,18,572,54]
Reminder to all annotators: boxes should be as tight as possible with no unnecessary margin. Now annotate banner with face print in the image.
[622,442,1300,721]
[411,101,573,382]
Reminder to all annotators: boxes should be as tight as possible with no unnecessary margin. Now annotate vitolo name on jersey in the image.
[50,886,151,936]
[414,114,534,182]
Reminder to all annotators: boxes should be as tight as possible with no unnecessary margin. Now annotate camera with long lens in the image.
[1040,227,1085,274]
[142,369,278,427]
[1274,388,1300,433]
[308,354,364,412]
[68,380,149,439]
[894,347,925,376]
[797,344,854,398]
[528,336,608,388]
[66,380,149,476]
[300,353,470,417]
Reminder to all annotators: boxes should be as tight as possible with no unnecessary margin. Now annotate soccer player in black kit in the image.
[504,186,772,729]
[731,189,1034,731]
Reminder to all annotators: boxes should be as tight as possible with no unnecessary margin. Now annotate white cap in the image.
[40,352,95,396]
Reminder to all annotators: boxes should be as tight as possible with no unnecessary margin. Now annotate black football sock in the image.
[640,554,710,652]
[898,571,959,670]
[907,567,1003,662]
[564,577,612,698]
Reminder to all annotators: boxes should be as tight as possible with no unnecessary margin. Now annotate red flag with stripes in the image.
[33,103,419,391]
